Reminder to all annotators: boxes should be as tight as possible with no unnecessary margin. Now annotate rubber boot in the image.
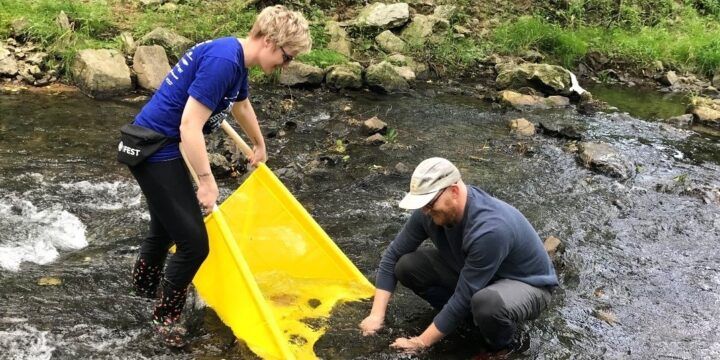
[153,278,188,347]
[131,254,164,299]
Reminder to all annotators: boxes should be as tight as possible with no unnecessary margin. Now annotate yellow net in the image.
[193,163,374,359]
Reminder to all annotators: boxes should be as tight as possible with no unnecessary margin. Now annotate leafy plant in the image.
[334,139,347,153]
[382,128,398,143]
[673,173,689,184]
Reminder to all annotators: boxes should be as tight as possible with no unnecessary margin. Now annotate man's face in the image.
[422,186,457,226]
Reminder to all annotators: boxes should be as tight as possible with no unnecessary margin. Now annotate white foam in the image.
[0,324,55,360]
[58,180,142,210]
[0,197,87,272]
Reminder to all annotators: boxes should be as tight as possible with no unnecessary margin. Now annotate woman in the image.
[126,5,311,347]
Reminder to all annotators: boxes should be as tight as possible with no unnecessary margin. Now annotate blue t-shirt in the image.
[134,37,249,162]
[376,186,558,335]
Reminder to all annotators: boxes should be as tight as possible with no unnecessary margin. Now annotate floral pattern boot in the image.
[153,279,188,347]
[131,255,164,299]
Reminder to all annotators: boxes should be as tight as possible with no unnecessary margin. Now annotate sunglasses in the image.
[423,187,447,210]
[280,46,294,64]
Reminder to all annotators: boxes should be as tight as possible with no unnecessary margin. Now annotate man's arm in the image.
[392,228,509,353]
[359,289,391,335]
[230,98,266,166]
[360,211,428,335]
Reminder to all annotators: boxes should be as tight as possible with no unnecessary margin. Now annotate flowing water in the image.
[0,83,718,360]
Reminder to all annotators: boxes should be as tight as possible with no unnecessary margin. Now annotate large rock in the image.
[713,70,720,88]
[325,21,351,57]
[365,61,409,93]
[496,63,573,95]
[363,116,387,135]
[499,90,570,110]
[72,49,132,98]
[401,14,449,45]
[659,70,678,86]
[139,27,193,62]
[692,106,720,127]
[578,142,635,180]
[325,62,363,90]
[278,62,324,87]
[386,54,428,80]
[0,45,19,76]
[133,45,171,91]
[689,96,720,128]
[433,5,457,20]
[375,30,406,54]
[354,3,410,30]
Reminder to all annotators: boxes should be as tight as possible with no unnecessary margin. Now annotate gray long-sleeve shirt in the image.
[376,186,558,334]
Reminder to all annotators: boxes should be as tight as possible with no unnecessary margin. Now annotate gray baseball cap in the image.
[399,157,461,209]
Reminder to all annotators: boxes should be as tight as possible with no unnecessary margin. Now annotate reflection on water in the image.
[586,83,687,120]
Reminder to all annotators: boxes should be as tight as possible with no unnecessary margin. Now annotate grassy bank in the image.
[1,0,719,81]
[493,5,720,77]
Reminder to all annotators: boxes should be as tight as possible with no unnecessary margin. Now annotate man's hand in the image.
[359,314,384,336]
[390,336,428,354]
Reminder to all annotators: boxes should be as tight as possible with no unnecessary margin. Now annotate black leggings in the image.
[129,158,209,289]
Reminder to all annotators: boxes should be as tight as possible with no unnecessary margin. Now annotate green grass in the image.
[0,0,118,76]
[133,1,257,41]
[405,33,487,74]
[0,0,115,42]
[492,12,720,76]
[296,49,347,68]
[2,0,720,82]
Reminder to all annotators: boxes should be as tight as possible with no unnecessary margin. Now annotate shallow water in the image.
[0,84,718,359]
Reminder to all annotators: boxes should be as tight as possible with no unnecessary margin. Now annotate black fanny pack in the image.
[117,124,179,166]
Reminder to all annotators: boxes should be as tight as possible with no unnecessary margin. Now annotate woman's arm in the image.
[180,96,218,210]
[230,98,266,166]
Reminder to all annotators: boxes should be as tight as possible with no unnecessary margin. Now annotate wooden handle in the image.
[220,120,254,159]
[179,143,200,184]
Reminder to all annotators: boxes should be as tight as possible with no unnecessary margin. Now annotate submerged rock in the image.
[363,116,388,135]
[538,120,584,140]
[509,118,535,137]
[498,90,570,110]
[578,142,635,180]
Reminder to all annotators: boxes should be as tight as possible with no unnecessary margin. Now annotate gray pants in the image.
[395,249,552,349]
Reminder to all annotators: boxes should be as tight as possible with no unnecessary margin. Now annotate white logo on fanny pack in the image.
[118,141,141,156]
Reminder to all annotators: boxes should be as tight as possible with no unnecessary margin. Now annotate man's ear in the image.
[450,184,460,196]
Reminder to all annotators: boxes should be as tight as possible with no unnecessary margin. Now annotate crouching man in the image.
[359,157,558,353]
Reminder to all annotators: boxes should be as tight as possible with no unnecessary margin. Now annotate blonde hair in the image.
[249,5,312,55]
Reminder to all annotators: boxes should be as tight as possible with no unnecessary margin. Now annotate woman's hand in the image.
[249,143,267,167]
[196,177,219,211]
